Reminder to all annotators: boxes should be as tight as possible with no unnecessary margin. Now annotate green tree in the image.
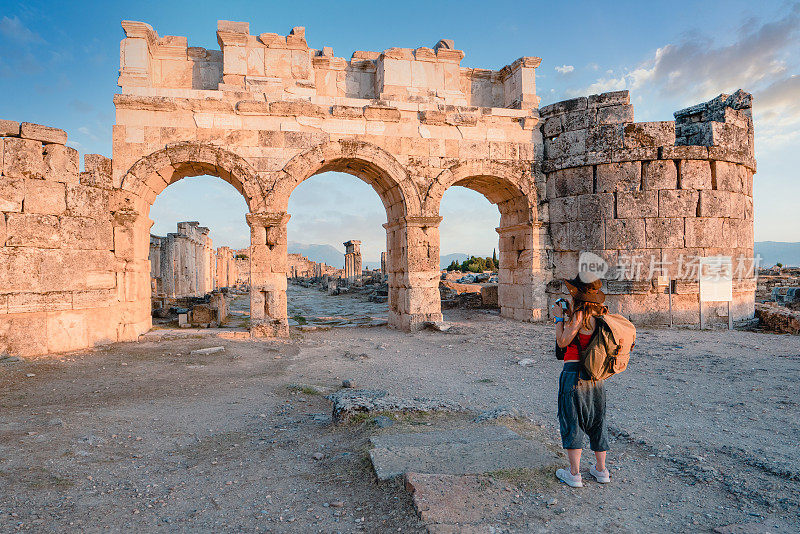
[446,260,460,271]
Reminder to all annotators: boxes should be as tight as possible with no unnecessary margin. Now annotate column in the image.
[247,212,290,337]
[385,216,443,331]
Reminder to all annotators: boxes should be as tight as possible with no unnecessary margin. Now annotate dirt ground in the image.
[1,307,799,533]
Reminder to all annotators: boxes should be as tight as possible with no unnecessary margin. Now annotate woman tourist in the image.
[552,275,611,487]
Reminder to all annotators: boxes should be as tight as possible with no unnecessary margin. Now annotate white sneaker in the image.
[590,464,610,483]
[556,468,583,487]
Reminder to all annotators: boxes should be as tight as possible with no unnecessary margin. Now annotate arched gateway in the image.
[110,19,550,338]
[0,19,757,357]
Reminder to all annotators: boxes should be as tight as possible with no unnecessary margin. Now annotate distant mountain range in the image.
[290,243,798,271]
[754,241,800,267]
[288,242,343,268]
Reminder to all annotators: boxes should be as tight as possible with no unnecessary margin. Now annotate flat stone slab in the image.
[369,426,559,480]
[404,473,512,529]
[370,426,521,450]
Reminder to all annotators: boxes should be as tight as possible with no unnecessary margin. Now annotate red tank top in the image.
[564,333,593,362]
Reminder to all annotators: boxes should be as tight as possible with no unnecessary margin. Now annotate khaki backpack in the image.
[580,313,636,381]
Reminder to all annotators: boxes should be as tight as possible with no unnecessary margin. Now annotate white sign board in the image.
[699,256,733,302]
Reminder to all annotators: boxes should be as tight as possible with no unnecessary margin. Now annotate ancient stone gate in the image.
[0,19,756,357]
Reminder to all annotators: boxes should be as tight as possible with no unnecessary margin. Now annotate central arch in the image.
[425,160,549,321]
[266,140,432,330]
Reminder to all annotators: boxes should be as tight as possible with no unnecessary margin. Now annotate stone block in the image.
[544,129,586,159]
[714,161,747,192]
[66,184,109,218]
[548,195,577,223]
[549,222,569,251]
[3,137,45,179]
[0,312,48,357]
[605,218,646,249]
[20,122,67,145]
[658,190,698,218]
[642,160,677,190]
[542,115,562,137]
[364,105,401,122]
[576,193,614,221]
[698,190,735,218]
[588,91,630,108]
[722,218,753,249]
[596,161,641,192]
[546,166,592,198]
[623,121,675,148]
[23,179,66,215]
[0,119,20,136]
[564,111,589,131]
[60,216,113,250]
[645,217,684,249]
[569,219,604,250]
[81,154,113,188]
[684,217,723,248]
[614,190,655,218]
[592,104,633,126]
[43,144,79,183]
[0,213,5,246]
[540,97,587,117]
[0,176,25,211]
[5,213,61,248]
[47,311,90,353]
[680,160,712,190]
[586,125,624,152]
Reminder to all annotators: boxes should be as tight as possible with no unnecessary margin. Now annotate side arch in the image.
[269,139,421,219]
[119,142,266,213]
[425,160,548,322]
[424,160,537,219]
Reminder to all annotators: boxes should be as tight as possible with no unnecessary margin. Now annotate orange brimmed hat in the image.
[563,274,606,304]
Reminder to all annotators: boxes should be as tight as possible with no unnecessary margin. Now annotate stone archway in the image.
[113,142,266,339]
[425,160,549,321]
[258,140,440,332]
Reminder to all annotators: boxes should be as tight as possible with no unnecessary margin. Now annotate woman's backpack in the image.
[580,314,636,381]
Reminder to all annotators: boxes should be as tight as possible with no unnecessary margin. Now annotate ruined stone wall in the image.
[118,21,538,109]
[541,90,756,324]
[0,120,120,356]
[233,248,250,286]
[150,221,215,298]
[288,253,335,278]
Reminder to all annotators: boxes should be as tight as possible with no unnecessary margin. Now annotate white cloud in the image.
[555,64,574,74]
[0,16,43,44]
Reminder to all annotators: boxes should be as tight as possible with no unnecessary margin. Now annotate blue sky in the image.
[1,0,797,263]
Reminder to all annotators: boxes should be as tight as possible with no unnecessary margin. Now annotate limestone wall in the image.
[0,120,120,356]
[540,90,756,324]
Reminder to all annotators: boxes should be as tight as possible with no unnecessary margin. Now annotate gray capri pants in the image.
[557,361,609,451]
